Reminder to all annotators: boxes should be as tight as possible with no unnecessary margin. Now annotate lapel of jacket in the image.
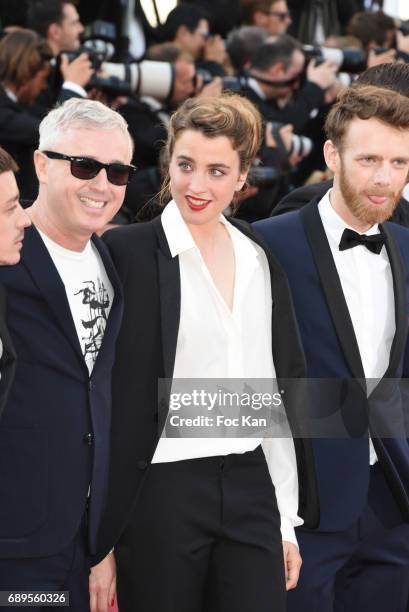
[300,200,366,383]
[381,223,407,377]
[0,283,16,362]
[90,234,124,376]
[153,216,181,382]
[20,226,87,370]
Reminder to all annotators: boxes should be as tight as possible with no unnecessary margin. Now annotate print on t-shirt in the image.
[74,278,110,370]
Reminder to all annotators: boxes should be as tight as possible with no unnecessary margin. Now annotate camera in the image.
[270,122,313,159]
[399,21,409,36]
[195,68,246,93]
[61,20,176,101]
[248,164,281,188]
[303,45,367,74]
[303,43,409,76]
[62,20,133,97]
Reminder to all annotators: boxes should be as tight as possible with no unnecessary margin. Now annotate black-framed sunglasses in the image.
[265,10,291,21]
[42,151,137,186]
[250,71,302,88]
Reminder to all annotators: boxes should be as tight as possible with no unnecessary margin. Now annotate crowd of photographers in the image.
[0,0,408,223]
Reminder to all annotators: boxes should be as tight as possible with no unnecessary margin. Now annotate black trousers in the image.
[0,518,90,611]
[116,445,286,612]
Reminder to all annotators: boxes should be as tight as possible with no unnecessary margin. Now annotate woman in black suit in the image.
[90,93,318,612]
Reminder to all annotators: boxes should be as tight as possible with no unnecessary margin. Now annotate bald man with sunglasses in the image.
[0,98,134,611]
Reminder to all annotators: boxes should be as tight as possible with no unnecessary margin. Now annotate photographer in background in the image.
[0,29,68,199]
[25,0,190,125]
[347,10,409,62]
[240,34,346,204]
[26,0,93,113]
[159,3,227,77]
[242,34,339,130]
[180,0,241,38]
[240,0,293,36]
[225,25,269,73]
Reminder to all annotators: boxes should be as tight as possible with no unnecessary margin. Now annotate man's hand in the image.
[196,76,222,98]
[283,541,302,590]
[60,52,94,88]
[204,35,226,64]
[324,79,345,105]
[307,59,337,91]
[396,30,409,56]
[367,48,396,68]
[89,552,116,612]
[265,123,293,151]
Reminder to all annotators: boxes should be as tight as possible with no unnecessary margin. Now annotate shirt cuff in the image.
[280,516,298,548]
[62,81,87,98]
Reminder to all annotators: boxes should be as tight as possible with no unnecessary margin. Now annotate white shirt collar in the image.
[4,88,18,103]
[318,188,380,250]
[161,199,259,261]
[247,77,267,100]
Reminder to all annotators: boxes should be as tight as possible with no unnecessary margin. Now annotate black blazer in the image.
[95,214,319,562]
[0,226,123,558]
[0,284,16,422]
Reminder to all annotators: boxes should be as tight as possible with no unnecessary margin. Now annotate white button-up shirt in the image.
[318,190,395,464]
[152,200,303,545]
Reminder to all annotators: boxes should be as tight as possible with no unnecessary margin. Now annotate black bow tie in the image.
[339,228,386,255]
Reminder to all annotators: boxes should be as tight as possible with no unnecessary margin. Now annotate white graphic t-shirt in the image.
[38,229,114,373]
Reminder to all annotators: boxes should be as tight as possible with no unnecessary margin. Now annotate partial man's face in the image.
[263,49,305,100]
[0,171,31,265]
[171,60,196,106]
[59,2,84,51]
[254,1,292,35]
[180,19,209,59]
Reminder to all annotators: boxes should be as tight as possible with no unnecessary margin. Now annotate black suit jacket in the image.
[272,180,409,228]
[95,214,319,562]
[0,285,16,422]
[0,226,123,558]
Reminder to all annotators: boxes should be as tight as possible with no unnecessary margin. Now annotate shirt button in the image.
[83,433,93,445]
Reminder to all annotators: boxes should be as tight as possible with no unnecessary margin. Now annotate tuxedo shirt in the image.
[318,190,395,464]
[152,200,302,544]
